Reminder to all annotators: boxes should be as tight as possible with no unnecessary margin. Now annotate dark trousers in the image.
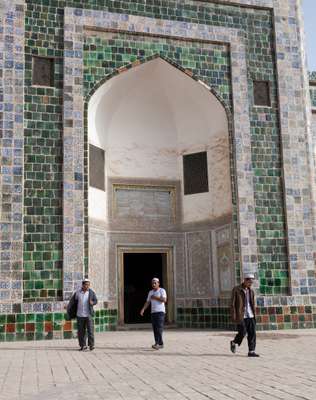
[151,312,165,345]
[77,316,94,348]
[233,318,256,352]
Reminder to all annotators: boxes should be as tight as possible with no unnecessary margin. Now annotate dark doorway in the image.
[124,253,165,324]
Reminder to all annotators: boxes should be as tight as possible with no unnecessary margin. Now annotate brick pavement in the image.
[0,329,315,400]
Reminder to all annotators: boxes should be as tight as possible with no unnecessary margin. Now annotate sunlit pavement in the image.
[0,329,315,400]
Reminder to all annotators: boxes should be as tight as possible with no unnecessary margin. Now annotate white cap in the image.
[152,277,160,282]
[244,273,255,279]
[82,278,90,283]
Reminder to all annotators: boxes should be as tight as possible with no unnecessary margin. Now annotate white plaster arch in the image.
[88,57,232,225]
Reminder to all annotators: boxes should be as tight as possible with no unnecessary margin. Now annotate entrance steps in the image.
[117,323,178,331]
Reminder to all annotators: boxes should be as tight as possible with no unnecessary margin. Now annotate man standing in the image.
[230,273,259,357]
[67,278,98,351]
[140,277,167,350]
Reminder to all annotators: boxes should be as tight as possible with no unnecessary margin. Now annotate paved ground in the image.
[0,329,316,400]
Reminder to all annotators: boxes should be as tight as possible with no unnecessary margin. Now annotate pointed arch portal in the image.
[63,9,259,303]
[88,57,237,324]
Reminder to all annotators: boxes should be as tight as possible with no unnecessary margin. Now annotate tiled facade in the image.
[0,309,117,341]
[0,0,316,341]
[177,304,316,331]
[0,1,24,305]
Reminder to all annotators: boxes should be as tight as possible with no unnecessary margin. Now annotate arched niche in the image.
[88,57,232,226]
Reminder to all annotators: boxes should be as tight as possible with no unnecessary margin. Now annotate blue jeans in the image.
[151,312,165,345]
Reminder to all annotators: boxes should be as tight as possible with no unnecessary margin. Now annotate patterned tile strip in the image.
[0,1,24,304]
[0,308,117,341]
[273,0,316,297]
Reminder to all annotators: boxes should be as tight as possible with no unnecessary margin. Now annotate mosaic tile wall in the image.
[65,11,259,296]
[176,306,316,330]
[274,1,315,298]
[249,46,288,295]
[0,0,312,341]
[83,33,231,104]
[20,0,290,303]
[1,305,316,341]
[81,7,288,294]
[0,309,117,341]
[62,1,316,312]
[82,32,241,284]
[0,2,24,303]
[24,1,64,301]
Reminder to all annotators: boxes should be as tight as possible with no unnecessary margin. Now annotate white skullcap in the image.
[244,273,255,279]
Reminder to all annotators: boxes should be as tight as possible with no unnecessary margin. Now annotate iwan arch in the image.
[87,57,234,325]
[0,0,316,340]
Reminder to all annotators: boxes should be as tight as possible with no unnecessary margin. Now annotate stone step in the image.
[117,323,178,331]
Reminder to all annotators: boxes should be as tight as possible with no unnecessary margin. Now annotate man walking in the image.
[140,277,167,350]
[230,273,259,357]
[67,278,98,351]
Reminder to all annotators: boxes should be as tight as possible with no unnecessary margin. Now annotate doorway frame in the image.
[117,246,174,326]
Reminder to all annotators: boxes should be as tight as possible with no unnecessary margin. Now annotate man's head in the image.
[82,278,90,291]
[243,273,255,288]
[151,277,160,289]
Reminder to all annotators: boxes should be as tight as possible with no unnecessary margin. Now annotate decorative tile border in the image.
[63,7,259,298]
[0,308,117,342]
[273,0,316,296]
[1,303,316,341]
[176,295,316,330]
[0,1,24,303]
[176,305,316,330]
[195,0,273,7]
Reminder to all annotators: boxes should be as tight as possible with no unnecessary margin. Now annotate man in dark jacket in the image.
[67,279,98,351]
[230,273,259,357]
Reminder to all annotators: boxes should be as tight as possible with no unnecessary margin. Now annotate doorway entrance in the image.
[118,247,174,325]
[124,253,165,324]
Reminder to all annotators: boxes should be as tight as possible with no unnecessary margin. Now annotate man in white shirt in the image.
[230,273,259,357]
[140,278,167,350]
[67,278,98,351]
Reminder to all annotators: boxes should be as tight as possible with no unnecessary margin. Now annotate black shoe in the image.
[230,341,236,354]
[89,346,95,351]
[79,346,88,351]
[248,352,260,357]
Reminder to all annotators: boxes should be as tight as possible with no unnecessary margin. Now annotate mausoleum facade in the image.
[1,0,316,340]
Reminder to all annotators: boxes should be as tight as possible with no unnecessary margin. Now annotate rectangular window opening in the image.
[89,144,105,191]
[253,80,271,107]
[32,56,55,87]
[183,151,209,195]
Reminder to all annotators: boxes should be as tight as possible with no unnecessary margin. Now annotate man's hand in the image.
[89,300,94,305]
[140,308,145,317]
